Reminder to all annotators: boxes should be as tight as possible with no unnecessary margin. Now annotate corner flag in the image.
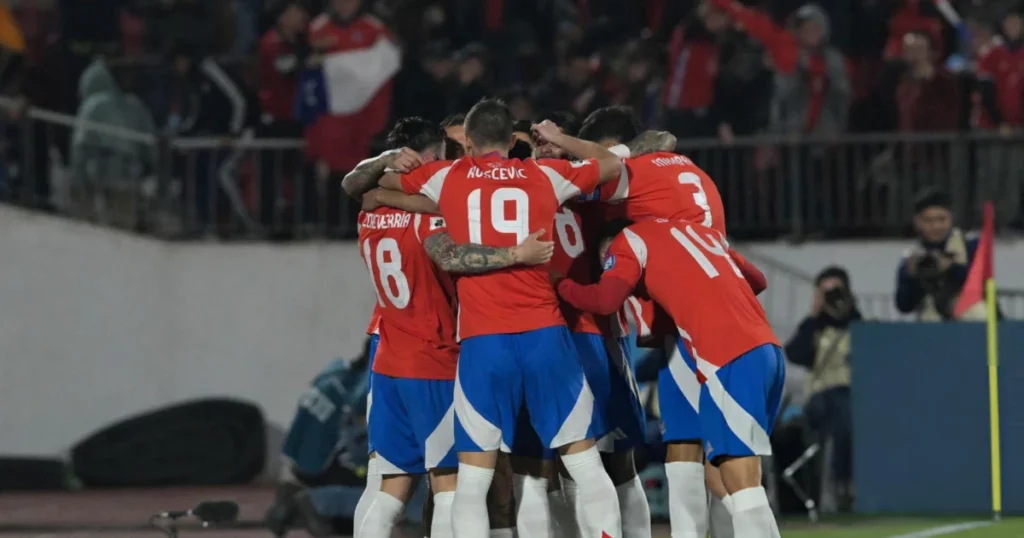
[954,203,994,318]
[955,202,1001,520]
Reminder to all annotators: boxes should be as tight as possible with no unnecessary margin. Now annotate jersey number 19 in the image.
[468,187,529,244]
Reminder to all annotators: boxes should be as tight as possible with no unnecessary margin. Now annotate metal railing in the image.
[3,98,1024,240]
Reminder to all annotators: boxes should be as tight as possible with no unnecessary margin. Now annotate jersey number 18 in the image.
[362,237,410,309]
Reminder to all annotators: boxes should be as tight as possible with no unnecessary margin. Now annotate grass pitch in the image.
[781,517,1022,537]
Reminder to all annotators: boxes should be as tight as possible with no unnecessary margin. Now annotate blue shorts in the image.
[658,337,702,443]
[454,326,596,453]
[574,333,646,453]
[699,343,786,463]
[368,372,457,474]
[366,334,379,455]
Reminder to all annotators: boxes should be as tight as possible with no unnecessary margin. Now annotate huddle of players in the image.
[342,99,786,538]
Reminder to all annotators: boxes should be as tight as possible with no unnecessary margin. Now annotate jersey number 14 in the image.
[671,224,742,280]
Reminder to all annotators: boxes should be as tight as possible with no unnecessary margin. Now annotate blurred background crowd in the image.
[0,0,1022,239]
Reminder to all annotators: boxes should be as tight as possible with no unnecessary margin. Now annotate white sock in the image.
[548,487,579,538]
[453,464,495,538]
[489,528,516,538]
[729,487,780,538]
[356,490,405,538]
[560,476,585,538]
[354,459,381,538]
[560,448,622,538]
[665,462,708,538]
[709,494,734,538]
[617,476,652,538]
[513,474,553,538]
[432,491,456,538]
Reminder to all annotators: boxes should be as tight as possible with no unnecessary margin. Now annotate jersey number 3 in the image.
[468,187,530,244]
[678,172,712,227]
[362,238,410,309]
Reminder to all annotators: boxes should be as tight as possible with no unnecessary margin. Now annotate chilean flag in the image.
[954,202,994,320]
[295,36,401,126]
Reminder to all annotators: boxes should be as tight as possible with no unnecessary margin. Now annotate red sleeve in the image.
[536,158,603,203]
[729,248,767,296]
[555,233,644,315]
[417,214,448,243]
[399,160,453,201]
[708,0,822,75]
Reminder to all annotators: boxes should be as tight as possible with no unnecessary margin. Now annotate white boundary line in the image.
[889,521,994,538]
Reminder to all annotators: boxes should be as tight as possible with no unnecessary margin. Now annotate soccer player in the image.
[371,99,625,538]
[527,113,652,538]
[345,117,553,538]
[574,106,736,538]
[555,218,785,538]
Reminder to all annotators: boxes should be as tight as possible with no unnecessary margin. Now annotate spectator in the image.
[302,0,399,233]
[785,266,861,513]
[449,43,490,115]
[883,0,945,61]
[661,4,730,139]
[969,18,1024,229]
[165,43,255,232]
[256,0,310,232]
[894,32,960,132]
[710,0,851,137]
[258,0,310,130]
[531,46,607,119]
[895,188,982,321]
[392,41,453,124]
[139,0,212,58]
[70,58,157,230]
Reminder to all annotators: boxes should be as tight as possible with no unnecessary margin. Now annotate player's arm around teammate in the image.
[362,187,556,272]
[532,119,622,185]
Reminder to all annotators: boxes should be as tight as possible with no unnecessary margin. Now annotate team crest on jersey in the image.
[603,255,616,271]
[429,217,446,230]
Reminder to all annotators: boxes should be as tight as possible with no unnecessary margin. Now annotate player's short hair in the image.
[599,217,635,243]
[385,117,444,153]
[509,139,533,159]
[578,106,642,144]
[547,111,581,137]
[512,120,532,135]
[441,113,466,129]
[465,98,514,149]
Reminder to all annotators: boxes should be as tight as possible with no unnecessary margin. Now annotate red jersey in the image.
[551,206,602,335]
[564,219,777,369]
[358,209,459,379]
[366,306,381,335]
[974,39,1024,128]
[400,154,604,339]
[257,28,302,123]
[587,152,726,235]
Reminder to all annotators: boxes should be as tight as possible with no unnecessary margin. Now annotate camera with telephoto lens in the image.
[823,286,851,314]
[916,253,940,278]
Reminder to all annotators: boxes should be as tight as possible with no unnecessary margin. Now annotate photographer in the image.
[785,266,862,511]
[895,189,979,321]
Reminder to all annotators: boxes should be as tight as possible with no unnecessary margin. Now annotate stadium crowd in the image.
[2,0,1024,236]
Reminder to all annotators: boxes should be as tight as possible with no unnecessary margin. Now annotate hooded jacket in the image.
[71,59,157,188]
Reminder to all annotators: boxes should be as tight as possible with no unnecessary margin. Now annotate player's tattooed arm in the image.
[341,148,423,200]
[423,230,553,274]
[625,131,678,156]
